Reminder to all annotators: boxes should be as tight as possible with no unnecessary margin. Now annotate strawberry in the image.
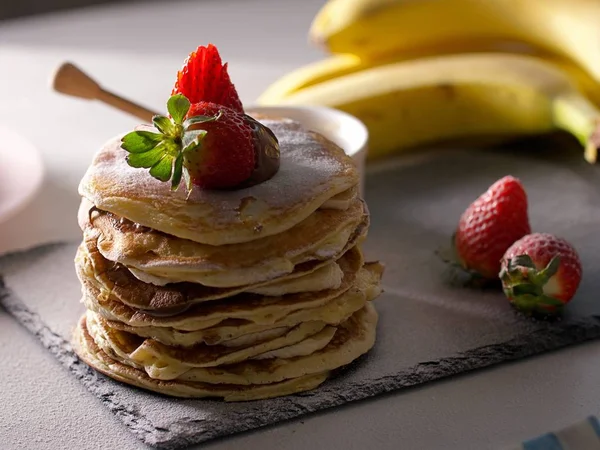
[183,101,255,188]
[500,233,582,315]
[454,175,531,279]
[172,44,244,114]
[120,94,279,192]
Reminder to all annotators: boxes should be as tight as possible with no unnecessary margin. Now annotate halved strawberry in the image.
[172,44,244,113]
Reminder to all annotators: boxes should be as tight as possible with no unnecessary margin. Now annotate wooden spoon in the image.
[50,62,160,123]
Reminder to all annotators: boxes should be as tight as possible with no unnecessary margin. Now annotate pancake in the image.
[247,262,343,296]
[81,252,375,334]
[252,326,336,360]
[220,327,291,348]
[175,304,378,385]
[79,197,368,287]
[73,316,330,401]
[87,311,335,375]
[321,185,358,210]
[75,221,363,315]
[79,303,378,386]
[94,262,384,347]
[78,119,359,246]
[78,245,363,326]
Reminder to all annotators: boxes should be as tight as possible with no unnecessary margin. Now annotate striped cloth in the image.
[507,416,600,450]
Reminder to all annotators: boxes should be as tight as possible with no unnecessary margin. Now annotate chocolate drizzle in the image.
[236,114,280,189]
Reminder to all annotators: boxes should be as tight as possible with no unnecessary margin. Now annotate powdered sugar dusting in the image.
[186,119,354,219]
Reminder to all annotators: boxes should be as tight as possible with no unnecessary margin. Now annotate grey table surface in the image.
[1,1,600,449]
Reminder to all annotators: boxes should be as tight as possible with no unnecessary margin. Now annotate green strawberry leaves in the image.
[167,94,191,125]
[172,153,184,189]
[184,112,222,128]
[126,143,170,168]
[500,253,566,316]
[120,94,221,193]
[149,154,173,182]
[152,116,177,136]
[121,131,163,153]
[182,130,208,151]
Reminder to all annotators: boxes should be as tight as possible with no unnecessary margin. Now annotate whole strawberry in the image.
[172,44,244,113]
[454,175,531,279]
[500,233,582,315]
[120,94,278,191]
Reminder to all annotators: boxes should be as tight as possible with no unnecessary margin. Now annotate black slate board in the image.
[3,139,600,449]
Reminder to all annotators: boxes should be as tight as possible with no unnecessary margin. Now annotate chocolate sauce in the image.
[236,114,280,189]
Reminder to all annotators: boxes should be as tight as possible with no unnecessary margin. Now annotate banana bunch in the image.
[257,0,600,162]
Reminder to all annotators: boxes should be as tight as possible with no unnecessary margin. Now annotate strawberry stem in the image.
[500,254,563,315]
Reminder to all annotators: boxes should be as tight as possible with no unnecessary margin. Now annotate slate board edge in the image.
[3,277,600,450]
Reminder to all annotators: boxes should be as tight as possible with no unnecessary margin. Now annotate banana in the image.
[258,54,363,105]
[258,49,600,107]
[309,0,600,94]
[264,53,600,163]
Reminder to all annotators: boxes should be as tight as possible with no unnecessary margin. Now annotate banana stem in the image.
[553,92,600,163]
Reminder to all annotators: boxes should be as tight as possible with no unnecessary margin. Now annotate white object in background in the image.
[0,126,45,225]
[248,105,368,196]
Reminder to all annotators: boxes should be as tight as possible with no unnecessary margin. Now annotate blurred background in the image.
[0,0,146,20]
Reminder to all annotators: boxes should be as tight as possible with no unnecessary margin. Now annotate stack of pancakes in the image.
[73,118,383,401]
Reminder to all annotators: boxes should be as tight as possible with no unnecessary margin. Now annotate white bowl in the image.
[247,105,368,195]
